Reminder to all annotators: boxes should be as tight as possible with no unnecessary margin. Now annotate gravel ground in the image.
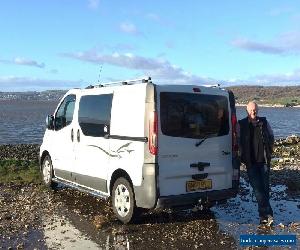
[0,184,237,249]
[0,136,299,249]
[0,144,39,162]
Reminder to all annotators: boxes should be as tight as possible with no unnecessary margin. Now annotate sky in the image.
[1,0,300,91]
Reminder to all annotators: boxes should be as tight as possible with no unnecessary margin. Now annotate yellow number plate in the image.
[186,179,212,192]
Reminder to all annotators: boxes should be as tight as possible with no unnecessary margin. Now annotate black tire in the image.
[41,155,57,189]
[112,177,137,224]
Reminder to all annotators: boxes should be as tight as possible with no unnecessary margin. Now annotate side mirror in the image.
[46,115,54,130]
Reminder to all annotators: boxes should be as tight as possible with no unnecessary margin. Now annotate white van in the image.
[40,77,240,223]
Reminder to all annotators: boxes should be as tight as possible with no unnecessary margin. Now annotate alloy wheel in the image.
[114,183,131,218]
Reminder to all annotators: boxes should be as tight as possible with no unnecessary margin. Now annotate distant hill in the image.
[1,86,300,106]
[0,90,67,101]
[226,85,300,107]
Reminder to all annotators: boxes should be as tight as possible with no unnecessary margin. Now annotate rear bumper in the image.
[156,188,238,209]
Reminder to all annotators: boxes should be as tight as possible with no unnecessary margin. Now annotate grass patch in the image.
[0,159,41,184]
[266,97,299,106]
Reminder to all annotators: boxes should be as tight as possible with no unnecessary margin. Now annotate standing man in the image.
[239,101,274,226]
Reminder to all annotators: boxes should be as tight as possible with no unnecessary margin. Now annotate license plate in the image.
[186,179,212,192]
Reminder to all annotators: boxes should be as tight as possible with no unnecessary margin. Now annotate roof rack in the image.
[85,77,152,89]
[202,83,220,88]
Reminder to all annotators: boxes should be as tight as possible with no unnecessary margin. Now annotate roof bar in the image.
[86,77,152,89]
[202,83,220,88]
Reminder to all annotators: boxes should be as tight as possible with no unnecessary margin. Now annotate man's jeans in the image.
[247,163,273,219]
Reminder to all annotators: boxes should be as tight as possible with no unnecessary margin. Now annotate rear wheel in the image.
[42,155,57,189]
[112,177,137,224]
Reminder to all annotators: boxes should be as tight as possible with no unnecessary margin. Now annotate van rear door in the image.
[156,85,232,197]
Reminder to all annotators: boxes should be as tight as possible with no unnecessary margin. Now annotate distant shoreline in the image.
[1,99,300,108]
[236,103,300,108]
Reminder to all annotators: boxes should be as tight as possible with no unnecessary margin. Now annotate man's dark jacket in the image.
[239,117,274,167]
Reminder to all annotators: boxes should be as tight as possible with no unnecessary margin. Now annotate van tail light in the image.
[149,111,158,155]
[231,112,240,186]
[231,113,238,155]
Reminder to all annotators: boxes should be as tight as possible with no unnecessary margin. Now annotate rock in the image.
[289,222,300,229]
[93,215,108,229]
[285,135,300,144]
[17,243,24,249]
[4,214,12,220]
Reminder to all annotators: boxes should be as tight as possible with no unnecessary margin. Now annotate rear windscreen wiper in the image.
[195,138,207,147]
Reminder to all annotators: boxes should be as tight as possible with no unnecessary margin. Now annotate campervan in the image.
[40,77,240,223]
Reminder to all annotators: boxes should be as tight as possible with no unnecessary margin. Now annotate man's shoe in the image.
[260,216,274,226]
[260,217,268,225]
[266,215,274,227]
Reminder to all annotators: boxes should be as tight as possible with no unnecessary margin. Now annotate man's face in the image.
[247,103,258,120]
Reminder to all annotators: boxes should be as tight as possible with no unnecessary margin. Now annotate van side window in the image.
[55,94,76,130]
[78,94,113,137]
[160,92,229,139]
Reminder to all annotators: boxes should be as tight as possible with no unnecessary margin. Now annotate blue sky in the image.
[1,0,300,91]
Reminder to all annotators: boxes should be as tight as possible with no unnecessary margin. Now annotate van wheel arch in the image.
[110,169,144,223]
[110,169,132,195]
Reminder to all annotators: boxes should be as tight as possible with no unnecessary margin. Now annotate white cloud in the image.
[62,49,216,85]
[146,13,161,22]
[253,68,300,85]
[231,38,284,54]
[0,57,45,68]
[89,43,137,53]
[0,76,82,91]
[119,22,142,36]
[61,49,300,86]
[87,0,100,10]
[62,50,163,70]
[14,57,45,68]
[231,31,300,55]
[223,69,300,86]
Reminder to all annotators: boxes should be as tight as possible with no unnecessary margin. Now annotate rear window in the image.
[160,92,229,139]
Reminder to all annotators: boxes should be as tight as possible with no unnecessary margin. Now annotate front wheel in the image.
[112,177,137,224]
[42,155,57,189]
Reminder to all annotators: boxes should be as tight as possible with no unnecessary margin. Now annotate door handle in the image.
[190,162,210,171]
[71,129,74,142]
[77,129,80,142]
[222,151,230,155]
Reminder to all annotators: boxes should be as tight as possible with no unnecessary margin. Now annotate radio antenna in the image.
[97,65,103,84]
